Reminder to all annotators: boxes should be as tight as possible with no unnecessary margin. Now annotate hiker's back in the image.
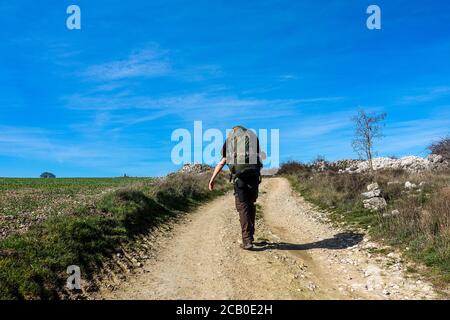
[225,126,262,179]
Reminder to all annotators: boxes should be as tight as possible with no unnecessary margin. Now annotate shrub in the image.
[278,161,311,176]
[429,136,450,161]
[40,172,56,178]
[152,172,227,210]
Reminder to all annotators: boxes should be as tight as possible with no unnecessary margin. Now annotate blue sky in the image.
[1,0,450,177]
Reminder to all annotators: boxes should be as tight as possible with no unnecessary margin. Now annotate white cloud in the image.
[81,45,223,84]
[65,90,342,112]
[282,110,355,139]
[83,47,171,81]
[64,91,345,131]
[401,86,450,104]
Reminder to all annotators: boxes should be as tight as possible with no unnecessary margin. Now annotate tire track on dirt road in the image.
[96,177,437,300]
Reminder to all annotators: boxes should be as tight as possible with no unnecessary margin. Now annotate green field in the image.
[0,173,228,299]
[0,177,154,238]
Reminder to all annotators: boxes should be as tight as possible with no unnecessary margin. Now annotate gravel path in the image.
[96,177,438,300]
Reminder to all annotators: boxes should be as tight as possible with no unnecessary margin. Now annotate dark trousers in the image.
[235,195,256,245]
[234,176,259,245]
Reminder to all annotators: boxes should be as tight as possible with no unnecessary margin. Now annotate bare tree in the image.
[351,109,387,172]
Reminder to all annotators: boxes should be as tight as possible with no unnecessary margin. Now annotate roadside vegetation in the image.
[279,110,450,290]
[0,171,228,299]
[279,161,450,288]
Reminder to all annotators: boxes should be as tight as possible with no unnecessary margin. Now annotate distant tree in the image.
[429,136,450,160]
[351,109,387,172]
[40,172,56,178]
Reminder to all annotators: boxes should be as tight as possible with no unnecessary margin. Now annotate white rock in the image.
[364,265,381,277]
[405,181,417,189]
[383,209,400,218]
[363,197,387,211]
[362,190,381,198]
[179,163,212,174]
[367,183,380,191]
[364,265,384,291]
[391,284,400,290]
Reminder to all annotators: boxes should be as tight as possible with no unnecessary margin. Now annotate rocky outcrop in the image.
[342,155,448,174]
[179,163,213,174]
[334,159,361,170]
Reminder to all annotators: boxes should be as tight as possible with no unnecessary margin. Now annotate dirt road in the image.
[96,177,437,300]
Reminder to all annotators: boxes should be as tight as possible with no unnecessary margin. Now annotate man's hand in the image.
[209,157,226,192]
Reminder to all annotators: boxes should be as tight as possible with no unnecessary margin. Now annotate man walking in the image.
[208,126,262,250]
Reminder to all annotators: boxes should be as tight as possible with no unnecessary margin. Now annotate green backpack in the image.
[225,126,262,180]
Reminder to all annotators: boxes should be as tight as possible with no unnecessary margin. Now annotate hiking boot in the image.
[240,243,253,250]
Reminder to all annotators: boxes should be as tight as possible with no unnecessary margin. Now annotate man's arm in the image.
[209,157,227,191]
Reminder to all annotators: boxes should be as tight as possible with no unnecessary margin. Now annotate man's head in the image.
[232,125,246,132]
